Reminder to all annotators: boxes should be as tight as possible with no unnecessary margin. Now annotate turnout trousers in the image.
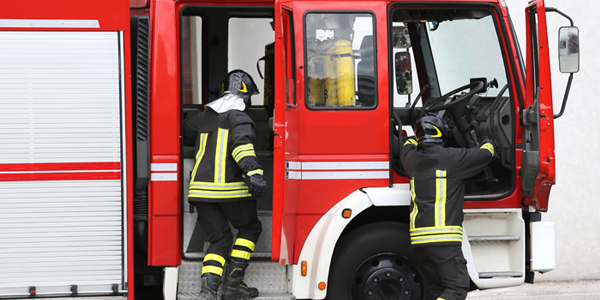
[191,200,262,275]
[416,245,470,300]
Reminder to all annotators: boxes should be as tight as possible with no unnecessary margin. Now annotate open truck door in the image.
[272,2,298,265]
[521,0,554,212]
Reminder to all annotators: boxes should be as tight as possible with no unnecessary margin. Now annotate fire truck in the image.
[0,0,579,299]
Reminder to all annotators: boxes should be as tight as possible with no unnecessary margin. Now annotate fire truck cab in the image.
[0,0,579,299]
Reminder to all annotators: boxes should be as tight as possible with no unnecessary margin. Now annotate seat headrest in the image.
[359,35,374,60]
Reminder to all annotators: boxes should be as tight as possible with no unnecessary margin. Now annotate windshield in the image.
[428,15,508,97]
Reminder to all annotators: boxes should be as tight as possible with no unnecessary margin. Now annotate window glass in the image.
[391,22,421,108]
[181,16,202,105]
[229,18,274,106]
[428,16,508,97]
[305,13,376,109]
[283,10,296,107]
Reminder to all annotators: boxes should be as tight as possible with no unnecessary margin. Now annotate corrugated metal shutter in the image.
[0,31,125,298]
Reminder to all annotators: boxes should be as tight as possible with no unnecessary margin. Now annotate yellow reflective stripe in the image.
[247,169,263,176]
[238,81,248,93]
[190,133,208,182]
[231,249,251,260]
[233,144,256,162]
[235,151,256,162]
[410,228,463,237]
[404,138,417,147]
[437,298,446,300]
[203,253,226,266]
[435,170,447,227]
[202,265,223,276]
[409,178,418,230]
[190,181,247,190]
[189,190,252,199]
[214,128,229,183]
[410,225,463,234]
[235,238,256,251]
[233,144,253,156]
[411,234,463,244]
[431,126,442,138]
[480,142,494,156]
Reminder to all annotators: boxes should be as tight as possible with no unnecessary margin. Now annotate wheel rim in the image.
[350,253,423,300]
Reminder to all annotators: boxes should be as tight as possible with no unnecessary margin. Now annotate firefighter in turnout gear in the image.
[183,70,267,300]
[400,113,495,300]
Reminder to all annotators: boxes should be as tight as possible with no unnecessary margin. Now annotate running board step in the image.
[468,235,520,242]
[179,292,294,300]
[178,260,288,300]
[478,272,523,279]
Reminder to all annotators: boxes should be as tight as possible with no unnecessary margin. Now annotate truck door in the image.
[521,0,555,211]
[272,4,298,265]
[272,0,389,265]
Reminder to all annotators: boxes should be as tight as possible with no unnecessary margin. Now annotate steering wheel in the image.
[424,81,485,112]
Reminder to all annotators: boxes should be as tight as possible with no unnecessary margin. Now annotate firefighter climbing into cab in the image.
[401,113,495,300]
[183,70,267,300]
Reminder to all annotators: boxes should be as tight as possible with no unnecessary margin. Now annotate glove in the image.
[244,173,267,199]
[243,160,267,198]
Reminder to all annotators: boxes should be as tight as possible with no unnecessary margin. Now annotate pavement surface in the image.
[467,280,600,300]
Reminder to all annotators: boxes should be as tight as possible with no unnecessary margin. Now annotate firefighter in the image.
[400,113,495,300]
[183,69,267,300]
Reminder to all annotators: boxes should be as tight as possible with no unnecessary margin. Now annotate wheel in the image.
[326,222,425,300]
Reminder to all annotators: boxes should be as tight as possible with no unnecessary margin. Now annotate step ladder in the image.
[463,209,525,287]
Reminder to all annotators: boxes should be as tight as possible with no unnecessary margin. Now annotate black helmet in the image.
[222,69,260,102]
[414,113,447,144]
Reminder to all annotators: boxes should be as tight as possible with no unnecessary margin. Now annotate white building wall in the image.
[506,0,600,282]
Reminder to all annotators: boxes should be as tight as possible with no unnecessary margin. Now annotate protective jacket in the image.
[184,96,262,202]
[400,139,494,247]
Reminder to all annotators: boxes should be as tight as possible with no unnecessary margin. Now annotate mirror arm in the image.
[554,73,573,119]
[545,7,574,26]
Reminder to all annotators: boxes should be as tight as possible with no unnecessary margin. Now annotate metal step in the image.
[179,292,293,300]
[478,271,523,279]
[13,298,127,300]
[178,260,289,300]
[468,235,520,242]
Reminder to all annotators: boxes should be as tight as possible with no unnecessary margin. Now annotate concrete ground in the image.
[467,280,600,300]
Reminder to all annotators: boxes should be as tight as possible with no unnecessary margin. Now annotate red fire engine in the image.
[0,0,579,299]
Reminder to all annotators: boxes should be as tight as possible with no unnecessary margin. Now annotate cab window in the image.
[304,12,376,109]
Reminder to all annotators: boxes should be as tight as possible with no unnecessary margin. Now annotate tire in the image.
[326,222,425,300]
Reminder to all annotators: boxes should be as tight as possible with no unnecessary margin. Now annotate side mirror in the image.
[395,51,412,95]
[392,25,411,48]
[558,26,579,73]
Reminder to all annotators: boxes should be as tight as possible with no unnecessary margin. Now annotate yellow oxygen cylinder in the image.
[334,39,355,107]
[307,41,325,106]
[322,39,338,107]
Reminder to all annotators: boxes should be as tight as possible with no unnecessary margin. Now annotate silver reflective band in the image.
[190,182,247,189]
[0,19,100,28]
[411,235,462,242]
[189,191,251,197]
[410,227,463,235]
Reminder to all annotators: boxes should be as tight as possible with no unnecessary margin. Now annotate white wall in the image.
[505,0,600,282]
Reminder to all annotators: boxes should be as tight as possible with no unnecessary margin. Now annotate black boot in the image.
[198,273,221,300]
[221,258,259,300]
